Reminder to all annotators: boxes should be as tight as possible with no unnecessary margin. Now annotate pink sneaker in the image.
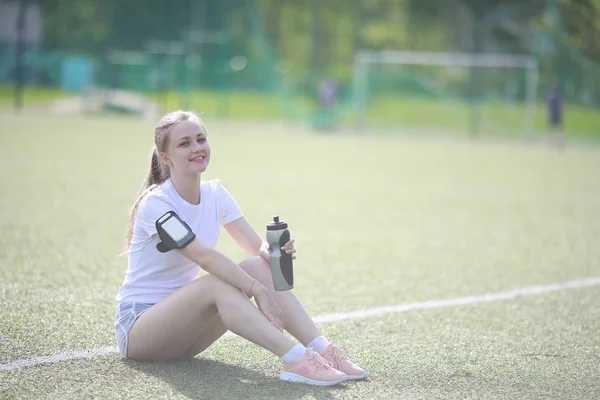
[322,344,369,380]
[280,348,348,386]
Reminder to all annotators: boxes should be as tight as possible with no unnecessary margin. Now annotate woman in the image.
[115,110,368,386]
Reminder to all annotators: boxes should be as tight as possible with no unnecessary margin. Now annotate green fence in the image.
[1,0,599,135]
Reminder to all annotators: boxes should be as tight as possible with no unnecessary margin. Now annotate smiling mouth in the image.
[190,156,205,162]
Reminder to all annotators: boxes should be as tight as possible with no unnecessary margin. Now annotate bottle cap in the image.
[267,215,288,231]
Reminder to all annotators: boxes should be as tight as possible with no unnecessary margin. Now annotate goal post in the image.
[352,50,539,138]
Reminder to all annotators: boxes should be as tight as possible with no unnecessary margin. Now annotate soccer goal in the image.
[352,50,539,138]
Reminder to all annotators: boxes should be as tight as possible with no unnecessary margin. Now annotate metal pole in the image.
[311,0,320,77]
[526,61,539,141]
[353,54,368,132]
[468,0,486,137]
[14,0,29,111]
[182,0,196,110]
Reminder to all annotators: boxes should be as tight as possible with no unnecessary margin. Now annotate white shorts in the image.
[114,302,154,358]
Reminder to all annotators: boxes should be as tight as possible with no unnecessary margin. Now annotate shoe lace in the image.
[331,346,350,364]
[308,351,332,370]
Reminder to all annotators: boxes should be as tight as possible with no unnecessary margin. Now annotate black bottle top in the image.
[267,215,288,231]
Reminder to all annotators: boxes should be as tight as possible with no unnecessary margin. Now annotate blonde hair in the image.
[125,110,203,250]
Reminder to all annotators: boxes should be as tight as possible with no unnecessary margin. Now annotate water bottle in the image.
[266,215,294,291]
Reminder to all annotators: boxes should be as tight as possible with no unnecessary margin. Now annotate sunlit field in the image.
[1,112,599,399]
[2,86,600,138]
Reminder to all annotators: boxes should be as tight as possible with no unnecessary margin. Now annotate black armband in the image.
[155,211,196,253]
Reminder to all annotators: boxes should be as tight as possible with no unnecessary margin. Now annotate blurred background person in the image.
[313,78,338,132]
[547,81,565,149]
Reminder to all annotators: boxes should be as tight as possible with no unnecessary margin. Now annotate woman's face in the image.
[161,119,210,176]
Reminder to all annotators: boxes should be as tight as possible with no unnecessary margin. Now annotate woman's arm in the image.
[176,238,284,331]
[224,217,263,257]
[176,239,257,295]
[224,217,296,261]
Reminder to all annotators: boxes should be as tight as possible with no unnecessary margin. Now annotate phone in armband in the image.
[155,211,196,253]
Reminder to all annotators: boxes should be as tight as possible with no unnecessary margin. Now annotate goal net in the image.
[352,50,539,138]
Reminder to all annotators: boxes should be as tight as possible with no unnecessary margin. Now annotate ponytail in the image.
[150,149,163,184]
[125,149,169,251]
[124,110,201,252]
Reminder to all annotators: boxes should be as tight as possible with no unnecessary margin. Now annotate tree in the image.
[41,0,110,52]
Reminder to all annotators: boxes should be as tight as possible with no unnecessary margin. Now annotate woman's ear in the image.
[158,152,172,167]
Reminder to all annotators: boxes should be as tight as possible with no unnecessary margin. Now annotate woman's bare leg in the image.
[168,257,360,384]
[178,313,228,359]
[239,256,322,346]
[238,258,368,380]
[180,256,322,358]
[126,273,296,361]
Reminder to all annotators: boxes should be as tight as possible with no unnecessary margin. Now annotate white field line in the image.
[2,276,600,373]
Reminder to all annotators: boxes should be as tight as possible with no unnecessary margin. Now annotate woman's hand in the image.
[251,283,284,332]
[281,238,296,259]
[258,241,271,264]
[259,239,297,264]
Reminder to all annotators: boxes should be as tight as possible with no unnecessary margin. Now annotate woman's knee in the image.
[239,256,272,284]
[189,274,238,305]
[200,274,254,310]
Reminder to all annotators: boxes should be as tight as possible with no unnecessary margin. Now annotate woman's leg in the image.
[126,273,296,361]
[240,256,322,346]
[177,312,228,359]
[180,256,322,358]
[239,256,368,380]
[160,256,359,384]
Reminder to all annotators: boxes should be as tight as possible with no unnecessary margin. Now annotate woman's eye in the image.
[180,142,189,147]
[198,138,206,143]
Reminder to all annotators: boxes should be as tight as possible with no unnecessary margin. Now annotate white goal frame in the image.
[353,50,539,138]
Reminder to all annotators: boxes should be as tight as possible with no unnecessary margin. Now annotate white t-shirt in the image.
[116,178,244,304]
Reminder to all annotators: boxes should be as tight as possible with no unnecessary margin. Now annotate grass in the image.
[159,90,313,121]
[2,85,599,139]
[363,96,600,138]
[0,85,69,106]
[1,113,600,399]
